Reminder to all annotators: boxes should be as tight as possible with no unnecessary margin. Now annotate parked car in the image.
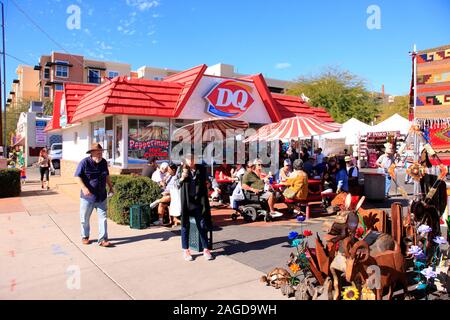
[49,143,62,170]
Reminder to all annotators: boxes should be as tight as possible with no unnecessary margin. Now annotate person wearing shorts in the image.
[38,148,53,190]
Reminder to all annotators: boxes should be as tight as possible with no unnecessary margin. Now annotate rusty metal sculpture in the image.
[391,202,404,245]
[323,194,363,243]
[345,240,408,300]
[260,268,291,289]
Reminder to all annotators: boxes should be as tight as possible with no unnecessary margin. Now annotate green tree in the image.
[43,100,54,116]
[286,66,380,124]
[376,95,409,123]
[3,99,30,143]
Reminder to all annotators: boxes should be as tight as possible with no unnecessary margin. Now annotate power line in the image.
[9,0,85,69]
[3,52,33,66]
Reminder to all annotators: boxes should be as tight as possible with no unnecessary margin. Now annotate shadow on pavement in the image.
[20,190,59,197]
[213,236,288,257]
[109,229,179,245]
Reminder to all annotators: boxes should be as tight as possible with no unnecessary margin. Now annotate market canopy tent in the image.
[367,113,411,135]
[244,115,341,142]
[321,117,371,145]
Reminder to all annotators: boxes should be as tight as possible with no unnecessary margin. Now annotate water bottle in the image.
[268,171,273,185]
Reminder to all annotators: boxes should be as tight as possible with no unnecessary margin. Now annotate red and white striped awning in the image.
[244,116,341,142]
[173,118,249,142]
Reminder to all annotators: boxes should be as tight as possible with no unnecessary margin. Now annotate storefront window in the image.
[105,116,113,160]
[171,119,195,163]
[128,118,170,164]
[114,117,123,166]
[91,120,105,148]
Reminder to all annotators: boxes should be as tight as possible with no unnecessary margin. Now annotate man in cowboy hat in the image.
[74,143,114,247]
[375,142,395,198]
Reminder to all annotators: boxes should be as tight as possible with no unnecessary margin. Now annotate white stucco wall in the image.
[62,122,89,162]
[178,76,272,124]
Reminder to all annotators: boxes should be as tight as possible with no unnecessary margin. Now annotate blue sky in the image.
[4,0,450,96]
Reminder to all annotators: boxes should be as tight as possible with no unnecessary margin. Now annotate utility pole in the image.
[412,44,419,197]
[0,1,5,152]
[0,2,2,148]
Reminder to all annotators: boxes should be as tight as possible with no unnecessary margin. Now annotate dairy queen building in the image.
[44,64,334,179]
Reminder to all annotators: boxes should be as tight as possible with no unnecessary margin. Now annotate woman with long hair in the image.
[38,148,53,190]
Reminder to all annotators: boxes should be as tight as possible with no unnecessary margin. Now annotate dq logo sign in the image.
[204,80,255,118]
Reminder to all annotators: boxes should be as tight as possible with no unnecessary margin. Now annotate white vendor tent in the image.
[367,113,411,135]
[320,117,371,145]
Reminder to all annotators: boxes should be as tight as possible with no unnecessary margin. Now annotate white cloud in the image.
[97,41,113,50]
[152,40,157,44]
[88,8,94,16]
[152,13,160,18]
[126,0,160,11]
[275,62,292,69]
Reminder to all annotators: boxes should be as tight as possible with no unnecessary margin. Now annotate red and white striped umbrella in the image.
[244,116,341,142]
[173,118,249,142]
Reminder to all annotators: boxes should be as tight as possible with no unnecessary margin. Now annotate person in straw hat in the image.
[74,143,114,247]
[375,142,395,198]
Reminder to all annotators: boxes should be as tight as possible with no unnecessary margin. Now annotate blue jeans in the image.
[181,209,209,250]
[385,175,392,196]
[80,198,108,243]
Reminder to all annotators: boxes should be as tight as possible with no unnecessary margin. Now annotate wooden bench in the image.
[285,196,323,220]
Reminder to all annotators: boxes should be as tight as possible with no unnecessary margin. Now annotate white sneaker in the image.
[270,211,283,218]
[203,249,213,261]
[150,200,160,209]
[183,250,193,261]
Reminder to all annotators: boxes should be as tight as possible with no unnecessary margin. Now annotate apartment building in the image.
[136,63,293,93]
[34,52,131,101]
[7,65,40,110]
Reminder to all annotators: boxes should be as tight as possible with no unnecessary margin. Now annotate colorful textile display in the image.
[411,44,450,165]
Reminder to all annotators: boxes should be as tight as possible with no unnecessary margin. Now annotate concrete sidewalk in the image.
[0,181,285,300]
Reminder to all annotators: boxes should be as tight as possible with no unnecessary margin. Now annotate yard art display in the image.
[261,193,449,300]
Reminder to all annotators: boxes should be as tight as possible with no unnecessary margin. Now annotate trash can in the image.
[363,172,386,201]
[129,204,150,229]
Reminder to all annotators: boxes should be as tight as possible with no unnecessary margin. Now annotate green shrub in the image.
[0,169,21,198]
[108,175,161,225]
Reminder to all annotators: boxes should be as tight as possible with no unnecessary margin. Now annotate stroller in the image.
[229,180,273,223]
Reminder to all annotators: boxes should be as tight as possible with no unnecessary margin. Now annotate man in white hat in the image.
[74,143,113,247]
[279,159,292,182]
[375,143,395,198]
[151,162,169,188]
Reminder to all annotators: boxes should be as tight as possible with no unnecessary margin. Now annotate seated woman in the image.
[150,163,180,226]
[279,159,309,201]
